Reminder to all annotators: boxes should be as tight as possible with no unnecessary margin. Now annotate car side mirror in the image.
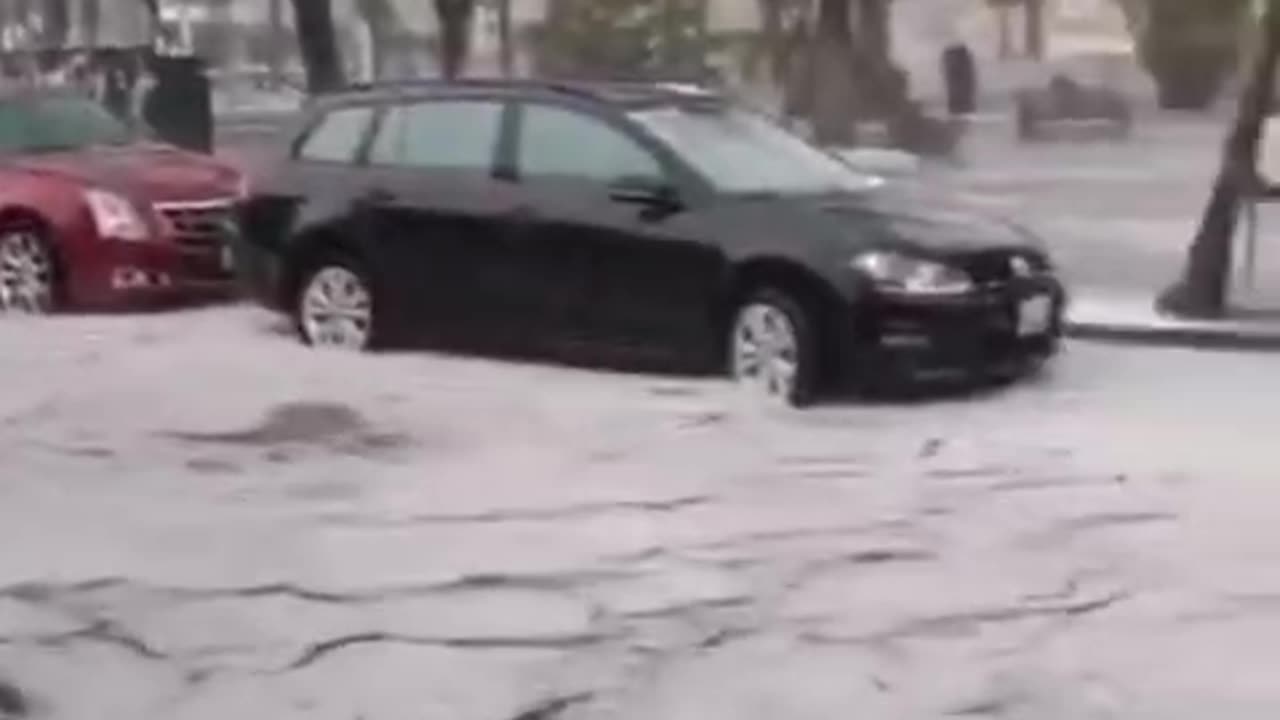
[608,175,680,208]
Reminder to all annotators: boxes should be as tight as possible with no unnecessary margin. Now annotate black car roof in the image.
[309,77,727,112]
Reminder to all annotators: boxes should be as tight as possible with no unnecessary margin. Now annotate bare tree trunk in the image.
[810,0,857,146]
[267,0,285,87]
[42,0,69,48]
[997,5,1013,59]
[781,12,812,121]
[357,0,395,80]
[857,0,890,65]
[856,0,903,117]
[290,0,345,93]
[434,0,475,79]
[1024,0,1044,60]
[660,0,678,74]
[496,0,513,77]
[211,0,249,69]
[758,0,785,83]
[83,0,100,48]
[1159,0,1280,318]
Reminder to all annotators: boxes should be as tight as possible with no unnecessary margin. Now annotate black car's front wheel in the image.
[295,256,378,351]
[728,288,819,407]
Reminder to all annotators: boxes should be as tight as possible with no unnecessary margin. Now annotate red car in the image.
[0,88,244,313]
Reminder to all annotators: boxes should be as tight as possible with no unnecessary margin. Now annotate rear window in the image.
[297,105,376,163]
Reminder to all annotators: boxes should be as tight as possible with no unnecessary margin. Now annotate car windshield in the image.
[629,105,880,196]
[0,94,134,154]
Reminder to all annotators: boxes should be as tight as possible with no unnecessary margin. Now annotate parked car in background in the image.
[237,79,1065,406]
[0,88,244,313]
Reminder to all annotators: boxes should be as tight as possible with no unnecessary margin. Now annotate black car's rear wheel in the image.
[729,288,819,407]
[295,256,378,351]
[0,225,56,315]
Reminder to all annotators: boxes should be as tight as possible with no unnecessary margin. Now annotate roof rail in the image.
[313,76,724,104]
[319,76,519,94]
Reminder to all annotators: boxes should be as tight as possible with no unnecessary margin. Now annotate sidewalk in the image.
[1066,289,1280,351]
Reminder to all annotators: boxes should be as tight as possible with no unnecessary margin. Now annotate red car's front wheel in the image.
[0,226,57,315]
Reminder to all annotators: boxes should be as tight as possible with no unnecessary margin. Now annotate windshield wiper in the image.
[22,143,83,154]
[726,190,784,201]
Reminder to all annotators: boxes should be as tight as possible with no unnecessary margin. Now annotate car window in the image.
[630,106,878,196]
[368,99,502,171]
[297,105,375,163]
[518,104,662,183]
[0,95,134,154]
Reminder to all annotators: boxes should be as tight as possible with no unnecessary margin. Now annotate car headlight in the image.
[851,251,974,295]
[85,189,150,242]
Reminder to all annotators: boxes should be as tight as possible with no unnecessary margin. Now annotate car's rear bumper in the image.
[838,277,1066,387]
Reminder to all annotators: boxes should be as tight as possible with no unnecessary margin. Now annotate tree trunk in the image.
[856,0,904,118]
[290,0,345,93]
[857,0,890,65]
[267,0,285,87]
[781,12,813,120]
[1024,0,1044,60]
[357,0,394,80]
[434,0,475,79]
[810,0,857,146]
[496,0,514,76]
[41,0,69,48]
[212,0,237,66]
[997,5,1013,59]
[758,0,785,83]
[661,0,678,75]
[1158,0,1280,318]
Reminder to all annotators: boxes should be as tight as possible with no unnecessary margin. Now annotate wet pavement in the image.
[1,307,1279,718]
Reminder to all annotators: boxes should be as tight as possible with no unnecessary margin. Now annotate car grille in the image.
[155,199,237,249]
[959,249,1049,285]
[155,199,237,281]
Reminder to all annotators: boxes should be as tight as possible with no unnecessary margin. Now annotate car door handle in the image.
[504,206,540,224]
[359,187,398,205]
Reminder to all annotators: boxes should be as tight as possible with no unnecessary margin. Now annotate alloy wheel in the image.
[731,301,802,404]
[299,265,374,350]
[0,230,54,315]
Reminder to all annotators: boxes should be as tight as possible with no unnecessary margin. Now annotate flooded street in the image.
[1,308,1277,718]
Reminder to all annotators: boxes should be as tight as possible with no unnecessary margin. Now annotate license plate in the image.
[1017,295,1053,336]
[219,244,234,272]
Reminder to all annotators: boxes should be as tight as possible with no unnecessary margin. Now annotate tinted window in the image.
[297,105,375,163]
[631,107,878,195]
[0,95,133,154]
[368,99,502,171]
[518,104,661,183]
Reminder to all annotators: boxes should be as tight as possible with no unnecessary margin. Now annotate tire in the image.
[293,254,380,351]
[0,223,58,315]
[727,287,820,408]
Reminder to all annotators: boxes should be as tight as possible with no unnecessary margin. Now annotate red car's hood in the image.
[11,143,242,203]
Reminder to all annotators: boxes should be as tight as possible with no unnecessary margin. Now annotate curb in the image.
[1064,319,1280,353]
